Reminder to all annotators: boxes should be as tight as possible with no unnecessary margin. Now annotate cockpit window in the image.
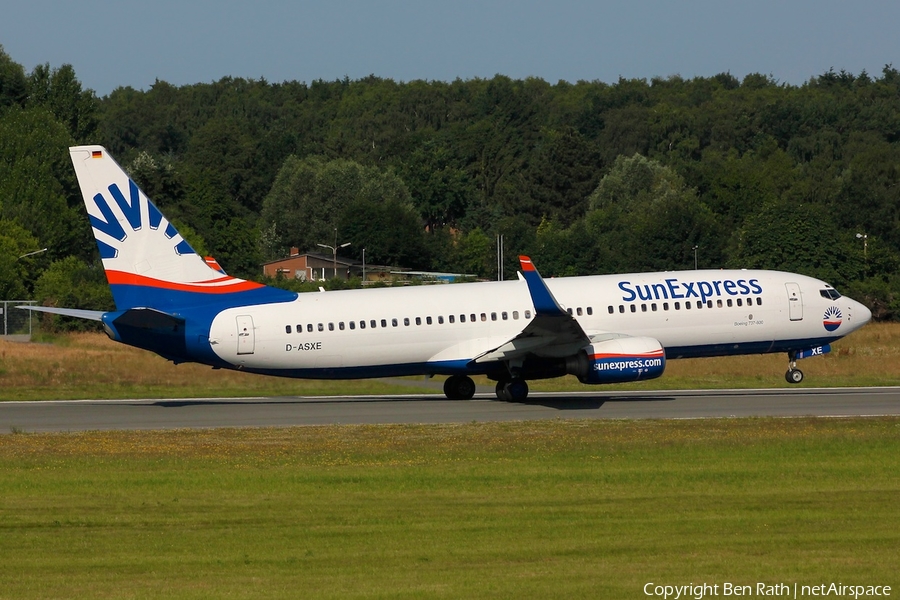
[820,289,842,300]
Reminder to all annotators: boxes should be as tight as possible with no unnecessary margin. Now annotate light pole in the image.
[692,245,699,270]
[362,248,366,283]
[856,233,867,259]
[17,248,48,260]
[317,241,351,279]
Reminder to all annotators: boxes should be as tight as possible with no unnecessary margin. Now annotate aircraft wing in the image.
[473,256,590,363]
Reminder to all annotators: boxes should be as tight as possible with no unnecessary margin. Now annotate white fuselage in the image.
[206,269,869,378]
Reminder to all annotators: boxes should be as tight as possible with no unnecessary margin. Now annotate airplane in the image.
[22,145,872,401]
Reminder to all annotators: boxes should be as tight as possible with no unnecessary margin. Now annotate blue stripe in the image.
[109,283,297,312]
[665,337,841,359]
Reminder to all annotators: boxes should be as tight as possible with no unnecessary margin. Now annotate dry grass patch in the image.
[2,323,898,401]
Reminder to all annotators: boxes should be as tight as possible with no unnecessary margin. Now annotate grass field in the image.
[1,418,898,599]
[1,323,899,401]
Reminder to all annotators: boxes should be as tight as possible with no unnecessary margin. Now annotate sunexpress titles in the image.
[618,277,763,304]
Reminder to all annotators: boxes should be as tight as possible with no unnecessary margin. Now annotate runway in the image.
[1,387,899,433]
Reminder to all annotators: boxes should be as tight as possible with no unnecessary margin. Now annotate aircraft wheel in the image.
[507,379,529,401]
[785,368,804,384]
[495,379,529,401]
[444,375,476,400]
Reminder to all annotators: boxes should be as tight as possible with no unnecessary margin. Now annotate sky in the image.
[3,0,900,96]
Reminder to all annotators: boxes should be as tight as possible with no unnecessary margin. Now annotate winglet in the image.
[518,256,567,316]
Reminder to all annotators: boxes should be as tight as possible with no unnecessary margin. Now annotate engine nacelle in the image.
[575,336,666,384]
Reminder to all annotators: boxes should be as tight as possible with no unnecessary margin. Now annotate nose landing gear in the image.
[785,351,803,384]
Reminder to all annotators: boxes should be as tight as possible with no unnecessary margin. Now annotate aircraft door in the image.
[236,315,255,355]
[785,283,803,321]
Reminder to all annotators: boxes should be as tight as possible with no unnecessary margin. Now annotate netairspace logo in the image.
[643,581,892,599]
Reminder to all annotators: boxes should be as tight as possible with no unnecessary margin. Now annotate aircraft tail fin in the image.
[69,146,294,311]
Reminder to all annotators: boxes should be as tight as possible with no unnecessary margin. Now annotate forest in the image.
[1,44,899,323]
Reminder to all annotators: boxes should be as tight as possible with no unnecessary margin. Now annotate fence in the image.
[1,301,36,341]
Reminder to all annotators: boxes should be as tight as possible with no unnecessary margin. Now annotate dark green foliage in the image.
[2,44,900,318]
[32,256,113,331]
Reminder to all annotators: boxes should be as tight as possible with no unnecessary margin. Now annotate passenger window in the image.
[349,322,355,330]
[285,325,292,334]
[586,307,593,315]
[674,302,681,310]
[449,315,455,323]
[663,302,669,311]
[685,302,691,310]
[641,304,647,312]
[697,301,702,309]
[339,322,345,330]
[392,318,398,327]
[525,310,532,319]
[567,308,573,315]
[328,323,335,331]
[707,301,713,308]
[717,299,723,308]
[608,306,614,314]
[491,312,497,321]
[438,316,444,324]
[381,319,387,328]
[403,318,410,326]
[737,298,743,307]
[370,320,376,328]
[727,299,733,307]
[480,313,487,322]
[471,313,476,322]
[651,303,657,312]
[756,298,763,306]
[318,323,324,332]
[576,307,583,316]
[359,320,365,329]
[512,311,519,320]
[630,305,637,313]
[501,312,508,320]
[426,316,432,325]
[307,324,313,332]
[619,305,625,313]
[460,314,466,323]
[415,317,421,325]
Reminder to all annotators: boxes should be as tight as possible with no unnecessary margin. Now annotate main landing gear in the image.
[785,351,804,384]
[443,375,476,400]
[495,379,529,402]
[441,375,532,401]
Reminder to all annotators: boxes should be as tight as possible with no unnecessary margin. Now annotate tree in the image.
[0,220,41,299]
[260,155,415,262]
[0,108,89,260]
[730,200,862,286]
[0,45,27,112]
[27,63,98,142]
[586,153,724,272]
[32,256,113,331]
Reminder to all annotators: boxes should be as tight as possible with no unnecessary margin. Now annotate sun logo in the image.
[823,306,842,332]
[88,180,194,260]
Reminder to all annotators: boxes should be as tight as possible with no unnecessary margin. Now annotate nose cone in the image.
[850,298,872,329]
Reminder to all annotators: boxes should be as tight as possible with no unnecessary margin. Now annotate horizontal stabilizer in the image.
[17,305,105,321]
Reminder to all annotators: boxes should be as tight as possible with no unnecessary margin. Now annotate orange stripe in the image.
[590,351,665,360]
[105,270,264,293]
